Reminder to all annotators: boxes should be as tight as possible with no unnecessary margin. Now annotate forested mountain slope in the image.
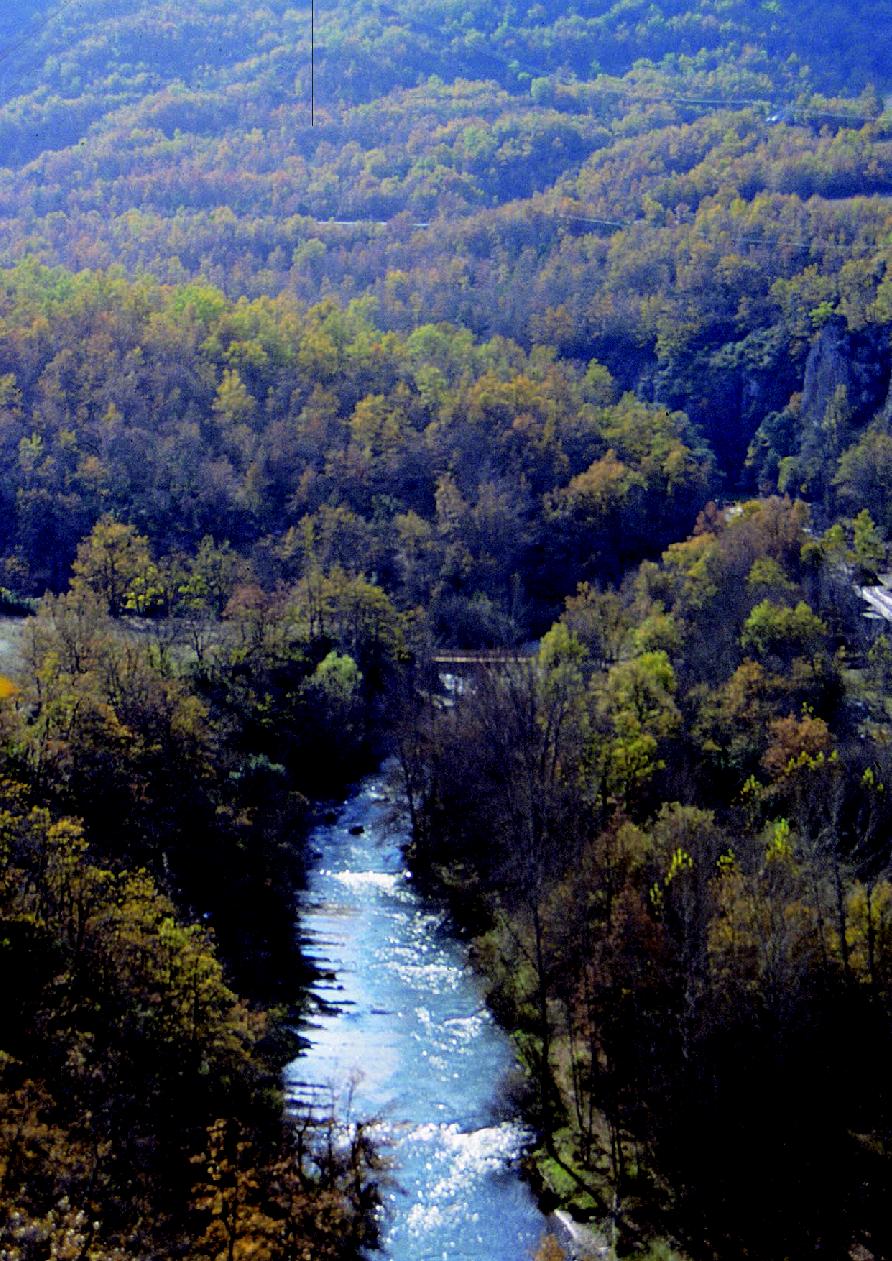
[0,0,889,505]
[2,5,892,1261]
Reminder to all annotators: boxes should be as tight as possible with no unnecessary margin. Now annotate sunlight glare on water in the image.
[285,775,548,1261]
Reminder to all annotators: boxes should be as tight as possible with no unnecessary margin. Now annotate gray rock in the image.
[800,319,890,435]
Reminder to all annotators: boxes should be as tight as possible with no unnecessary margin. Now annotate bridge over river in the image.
[430,647,536,670]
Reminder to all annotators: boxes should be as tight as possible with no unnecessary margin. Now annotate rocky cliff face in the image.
[881,369,892,426]
[800,318,891,434]
[746,318,892,498]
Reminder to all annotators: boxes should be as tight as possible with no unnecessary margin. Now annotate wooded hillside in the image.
[0,3,891,1259]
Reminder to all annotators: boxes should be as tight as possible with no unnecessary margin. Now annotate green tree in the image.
[852,507,885,582]
[740,600,828,662]
[71,518,158,616]
[598,650,680,807]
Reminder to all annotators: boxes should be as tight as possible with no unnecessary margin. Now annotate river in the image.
[285,771,551,1260]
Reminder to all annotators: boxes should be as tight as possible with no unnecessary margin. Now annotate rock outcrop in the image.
[800,318,891,434]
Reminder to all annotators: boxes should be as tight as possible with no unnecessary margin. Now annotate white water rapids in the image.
[285,773,550,1260]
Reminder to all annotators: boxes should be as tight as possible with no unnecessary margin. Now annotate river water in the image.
[284,772,550,1260]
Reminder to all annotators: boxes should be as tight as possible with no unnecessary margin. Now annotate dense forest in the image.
[0,1,890,1258]
[403,499,892,1259]
[0,1,889,503]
